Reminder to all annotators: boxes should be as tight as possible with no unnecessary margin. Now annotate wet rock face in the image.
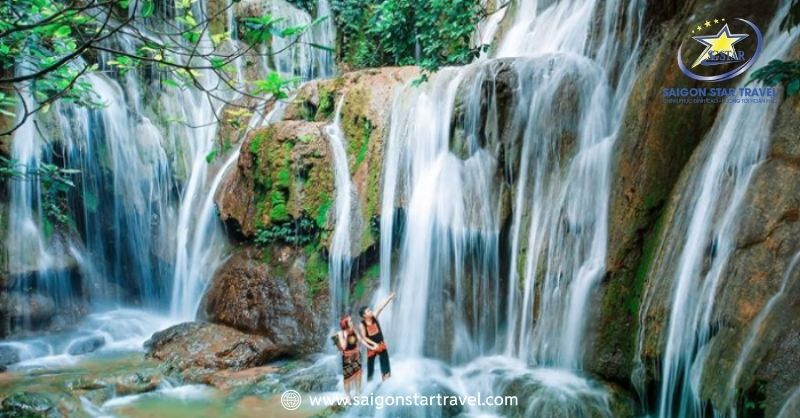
[145,321,281,381]
[586,0,781,385]
[697,93,800,416]
[200,246,328,355]
[0,292,57,333]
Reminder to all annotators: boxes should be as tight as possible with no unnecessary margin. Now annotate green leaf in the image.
[141,1,155,18]
[53,25,71,38]
[210,57,226,69]
[787,78,800,96]
[163,78,181,88]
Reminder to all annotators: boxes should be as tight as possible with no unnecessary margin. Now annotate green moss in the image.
[277,166,292,189]
[249,131,268,155]
[628,211,666,315]
[248,127,297,225]
[315,193,332,228]
[340,88,373,171]
[305,250,329,301]
[352,263,380,301]
[317,88,336,121]
[353,119,372,170]
[269,204,289,222]
[269,190,289,222]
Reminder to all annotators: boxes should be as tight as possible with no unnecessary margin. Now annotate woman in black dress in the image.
[359,292,396,381]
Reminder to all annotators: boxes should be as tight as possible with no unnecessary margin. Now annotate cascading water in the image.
[379,0,643,364]
[632,4,800,417]
[2,0,335,365]
[346,0,644,416]
[314,0,337,78]
[238,0,336,80]
[325,98,361,320]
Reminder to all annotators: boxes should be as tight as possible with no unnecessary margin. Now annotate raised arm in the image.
[374,292,396,318]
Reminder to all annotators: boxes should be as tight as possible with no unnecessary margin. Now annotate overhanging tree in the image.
[0,0,331,137]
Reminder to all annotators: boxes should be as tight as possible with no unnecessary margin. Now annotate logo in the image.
[678,17,763,82]
[281,390,302,410]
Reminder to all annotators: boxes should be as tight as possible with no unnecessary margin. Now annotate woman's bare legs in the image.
[344,379,353,401]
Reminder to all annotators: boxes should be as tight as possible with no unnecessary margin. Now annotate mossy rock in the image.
[217,121,335,238]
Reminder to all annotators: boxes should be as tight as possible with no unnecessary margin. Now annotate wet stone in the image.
[66,336,105,356]
[0,392,62,418]
[0,346,19,369]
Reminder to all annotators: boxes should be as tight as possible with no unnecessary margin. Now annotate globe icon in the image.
[281,390,302,410]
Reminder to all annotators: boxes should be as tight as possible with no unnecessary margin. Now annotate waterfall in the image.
[378,0,642,367]
[632,4,800,417]
[325,97,361,320]
[237,0,335,80]
[314,0,337,78]
[3,0,334,359]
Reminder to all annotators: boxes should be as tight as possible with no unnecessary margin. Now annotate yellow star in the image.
[697,25,702,31]
[691,24,749,68]
[714,19,719,24]
[705,20,711,27]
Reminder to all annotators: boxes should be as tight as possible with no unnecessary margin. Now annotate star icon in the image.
[691,23,748,68]
[705,20,711,27]
[714,19,719,24]
[697,25,702,31]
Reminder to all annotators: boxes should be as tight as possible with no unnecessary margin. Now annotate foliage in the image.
[205,138,233,163]
[331,0,489,78]
[286,0,317,16]
[1,156,78,227]
[749,60,800,97]
[781,0,800,31]
[0,0,328,136]
[254,215,320,247]
[748,1,800,96]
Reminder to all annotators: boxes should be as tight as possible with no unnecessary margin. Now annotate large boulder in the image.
[200,245,329,356]
[145,321,281,382]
